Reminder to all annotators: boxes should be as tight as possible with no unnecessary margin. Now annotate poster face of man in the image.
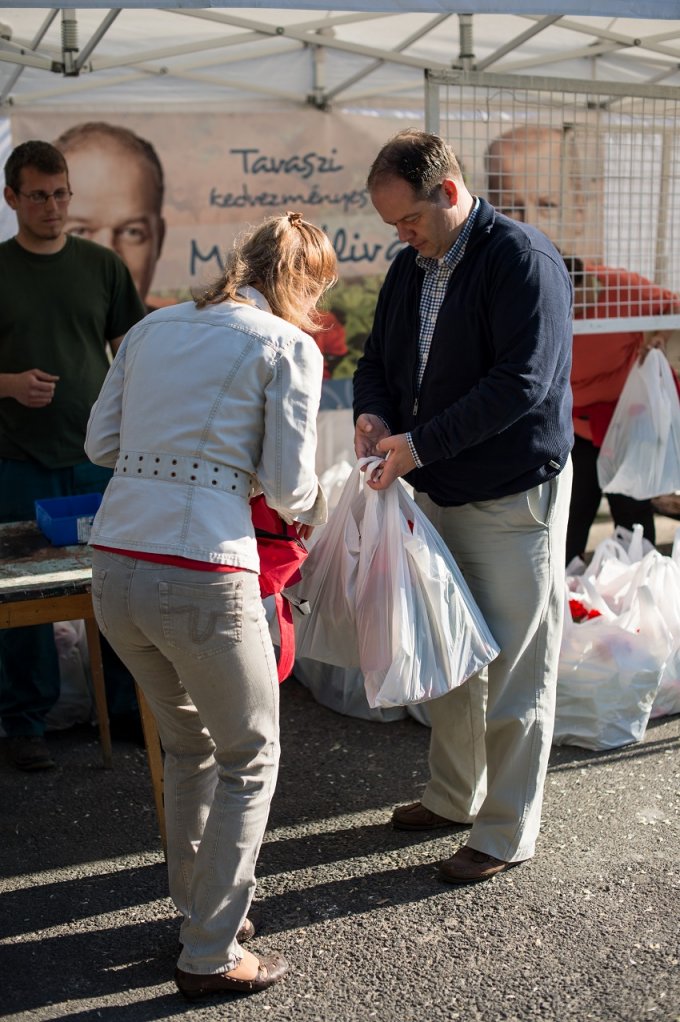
[5,109,406,293]
[485,125,588,256]
[59,132,165,302]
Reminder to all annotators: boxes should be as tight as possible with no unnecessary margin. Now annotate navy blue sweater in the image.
[353,199,574,506]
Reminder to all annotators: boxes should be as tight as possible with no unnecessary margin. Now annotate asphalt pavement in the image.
[1,674,679,1022]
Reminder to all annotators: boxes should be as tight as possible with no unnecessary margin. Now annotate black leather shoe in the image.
[175,952,288,998]
[6,736,56,771]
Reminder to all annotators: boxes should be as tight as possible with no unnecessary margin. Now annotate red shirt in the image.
[571,265,678,445]
[94,545,243,572]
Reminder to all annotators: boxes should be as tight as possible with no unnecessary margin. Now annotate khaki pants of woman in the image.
[91,550,279,975]
[415,461,572,863]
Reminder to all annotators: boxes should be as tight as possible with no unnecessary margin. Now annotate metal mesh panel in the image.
[427,71,680,333]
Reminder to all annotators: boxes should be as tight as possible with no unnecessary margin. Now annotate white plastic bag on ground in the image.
[586,526,680,719]
[406,701,432,727]
[293,658,407,722]
[556,524,680,746]
[640,551,680,718]
[555,584,667,750]
[597,349,680,500]
[44,620,94,731]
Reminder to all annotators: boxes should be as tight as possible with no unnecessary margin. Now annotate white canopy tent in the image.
[0,6,679,111]
[1,5,678,322]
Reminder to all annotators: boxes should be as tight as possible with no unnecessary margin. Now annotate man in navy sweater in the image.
[353,129,573,883]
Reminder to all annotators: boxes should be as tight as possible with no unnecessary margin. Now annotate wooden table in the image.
[0,520,112,768]
[0,520,169,848]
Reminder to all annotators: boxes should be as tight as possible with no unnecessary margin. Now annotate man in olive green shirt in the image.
[0,140,145,770]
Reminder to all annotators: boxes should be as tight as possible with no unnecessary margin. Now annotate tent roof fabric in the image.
[5,2,680,14]
[0,7,679,110]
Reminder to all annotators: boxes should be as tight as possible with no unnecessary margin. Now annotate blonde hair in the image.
[195,212,337,332]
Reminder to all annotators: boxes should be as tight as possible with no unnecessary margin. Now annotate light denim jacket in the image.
[85,289,327,572]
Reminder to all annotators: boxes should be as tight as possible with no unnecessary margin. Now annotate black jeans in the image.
[565,435,656,564]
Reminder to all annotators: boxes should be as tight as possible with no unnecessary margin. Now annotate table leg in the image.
[83,616,113,770]
[135,684,167,856]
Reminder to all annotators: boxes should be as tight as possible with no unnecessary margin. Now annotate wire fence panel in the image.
[426,71,680,333]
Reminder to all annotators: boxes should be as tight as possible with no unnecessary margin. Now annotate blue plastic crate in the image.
[35,493,103,546]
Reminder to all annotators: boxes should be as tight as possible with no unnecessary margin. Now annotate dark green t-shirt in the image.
[0,235,145,467]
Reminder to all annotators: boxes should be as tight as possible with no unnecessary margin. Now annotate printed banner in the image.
[9,108,405,303]
[9,103,677,378]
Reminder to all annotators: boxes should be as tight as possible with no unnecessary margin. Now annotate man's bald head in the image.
[485,124,587,252]
[53,122,165,302]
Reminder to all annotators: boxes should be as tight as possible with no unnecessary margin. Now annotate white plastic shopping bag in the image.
[292,459,499,708]
[645,553,680,718]
[597,349,680,500]
[556,524,680,747]
[290,461,365,668]
[358,479,500,707]
[316,460,353,519]
[293,657,408,722]
[583,524,680,718]
[555,583,667,750]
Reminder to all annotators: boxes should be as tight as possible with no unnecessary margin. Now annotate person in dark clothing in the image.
[0,140,146,771]
[562,255,678,563]
[353,129,573,884]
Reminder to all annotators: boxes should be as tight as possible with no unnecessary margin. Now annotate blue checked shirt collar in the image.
[406,197,479,469]
[415,197,479,278]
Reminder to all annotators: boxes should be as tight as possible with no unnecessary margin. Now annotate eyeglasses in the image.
[16,189,73,205]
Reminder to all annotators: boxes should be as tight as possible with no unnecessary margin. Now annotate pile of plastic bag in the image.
[0,619,95,738]
[554,525,680,750]
[290,459,499,710]
[293,416,680,750]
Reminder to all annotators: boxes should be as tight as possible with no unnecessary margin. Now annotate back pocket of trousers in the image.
[159,577,243,660]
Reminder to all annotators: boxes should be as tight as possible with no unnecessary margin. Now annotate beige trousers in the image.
[91,550,279,975]
[415,460,572,862]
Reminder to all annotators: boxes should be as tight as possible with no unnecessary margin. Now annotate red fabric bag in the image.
[250,494,308,682]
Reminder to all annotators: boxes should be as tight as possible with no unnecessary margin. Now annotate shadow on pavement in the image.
[1,677,678,1022]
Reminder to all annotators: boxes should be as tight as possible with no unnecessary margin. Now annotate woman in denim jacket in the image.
[85,212,336,999]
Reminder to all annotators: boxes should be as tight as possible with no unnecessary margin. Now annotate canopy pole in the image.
[74,10,121,74]
[425,71,439,133]
[61,9,79,77]
[425,13,474,135]
[308,25,334,109]
[458,12,475,71]
[0,9,58,105]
